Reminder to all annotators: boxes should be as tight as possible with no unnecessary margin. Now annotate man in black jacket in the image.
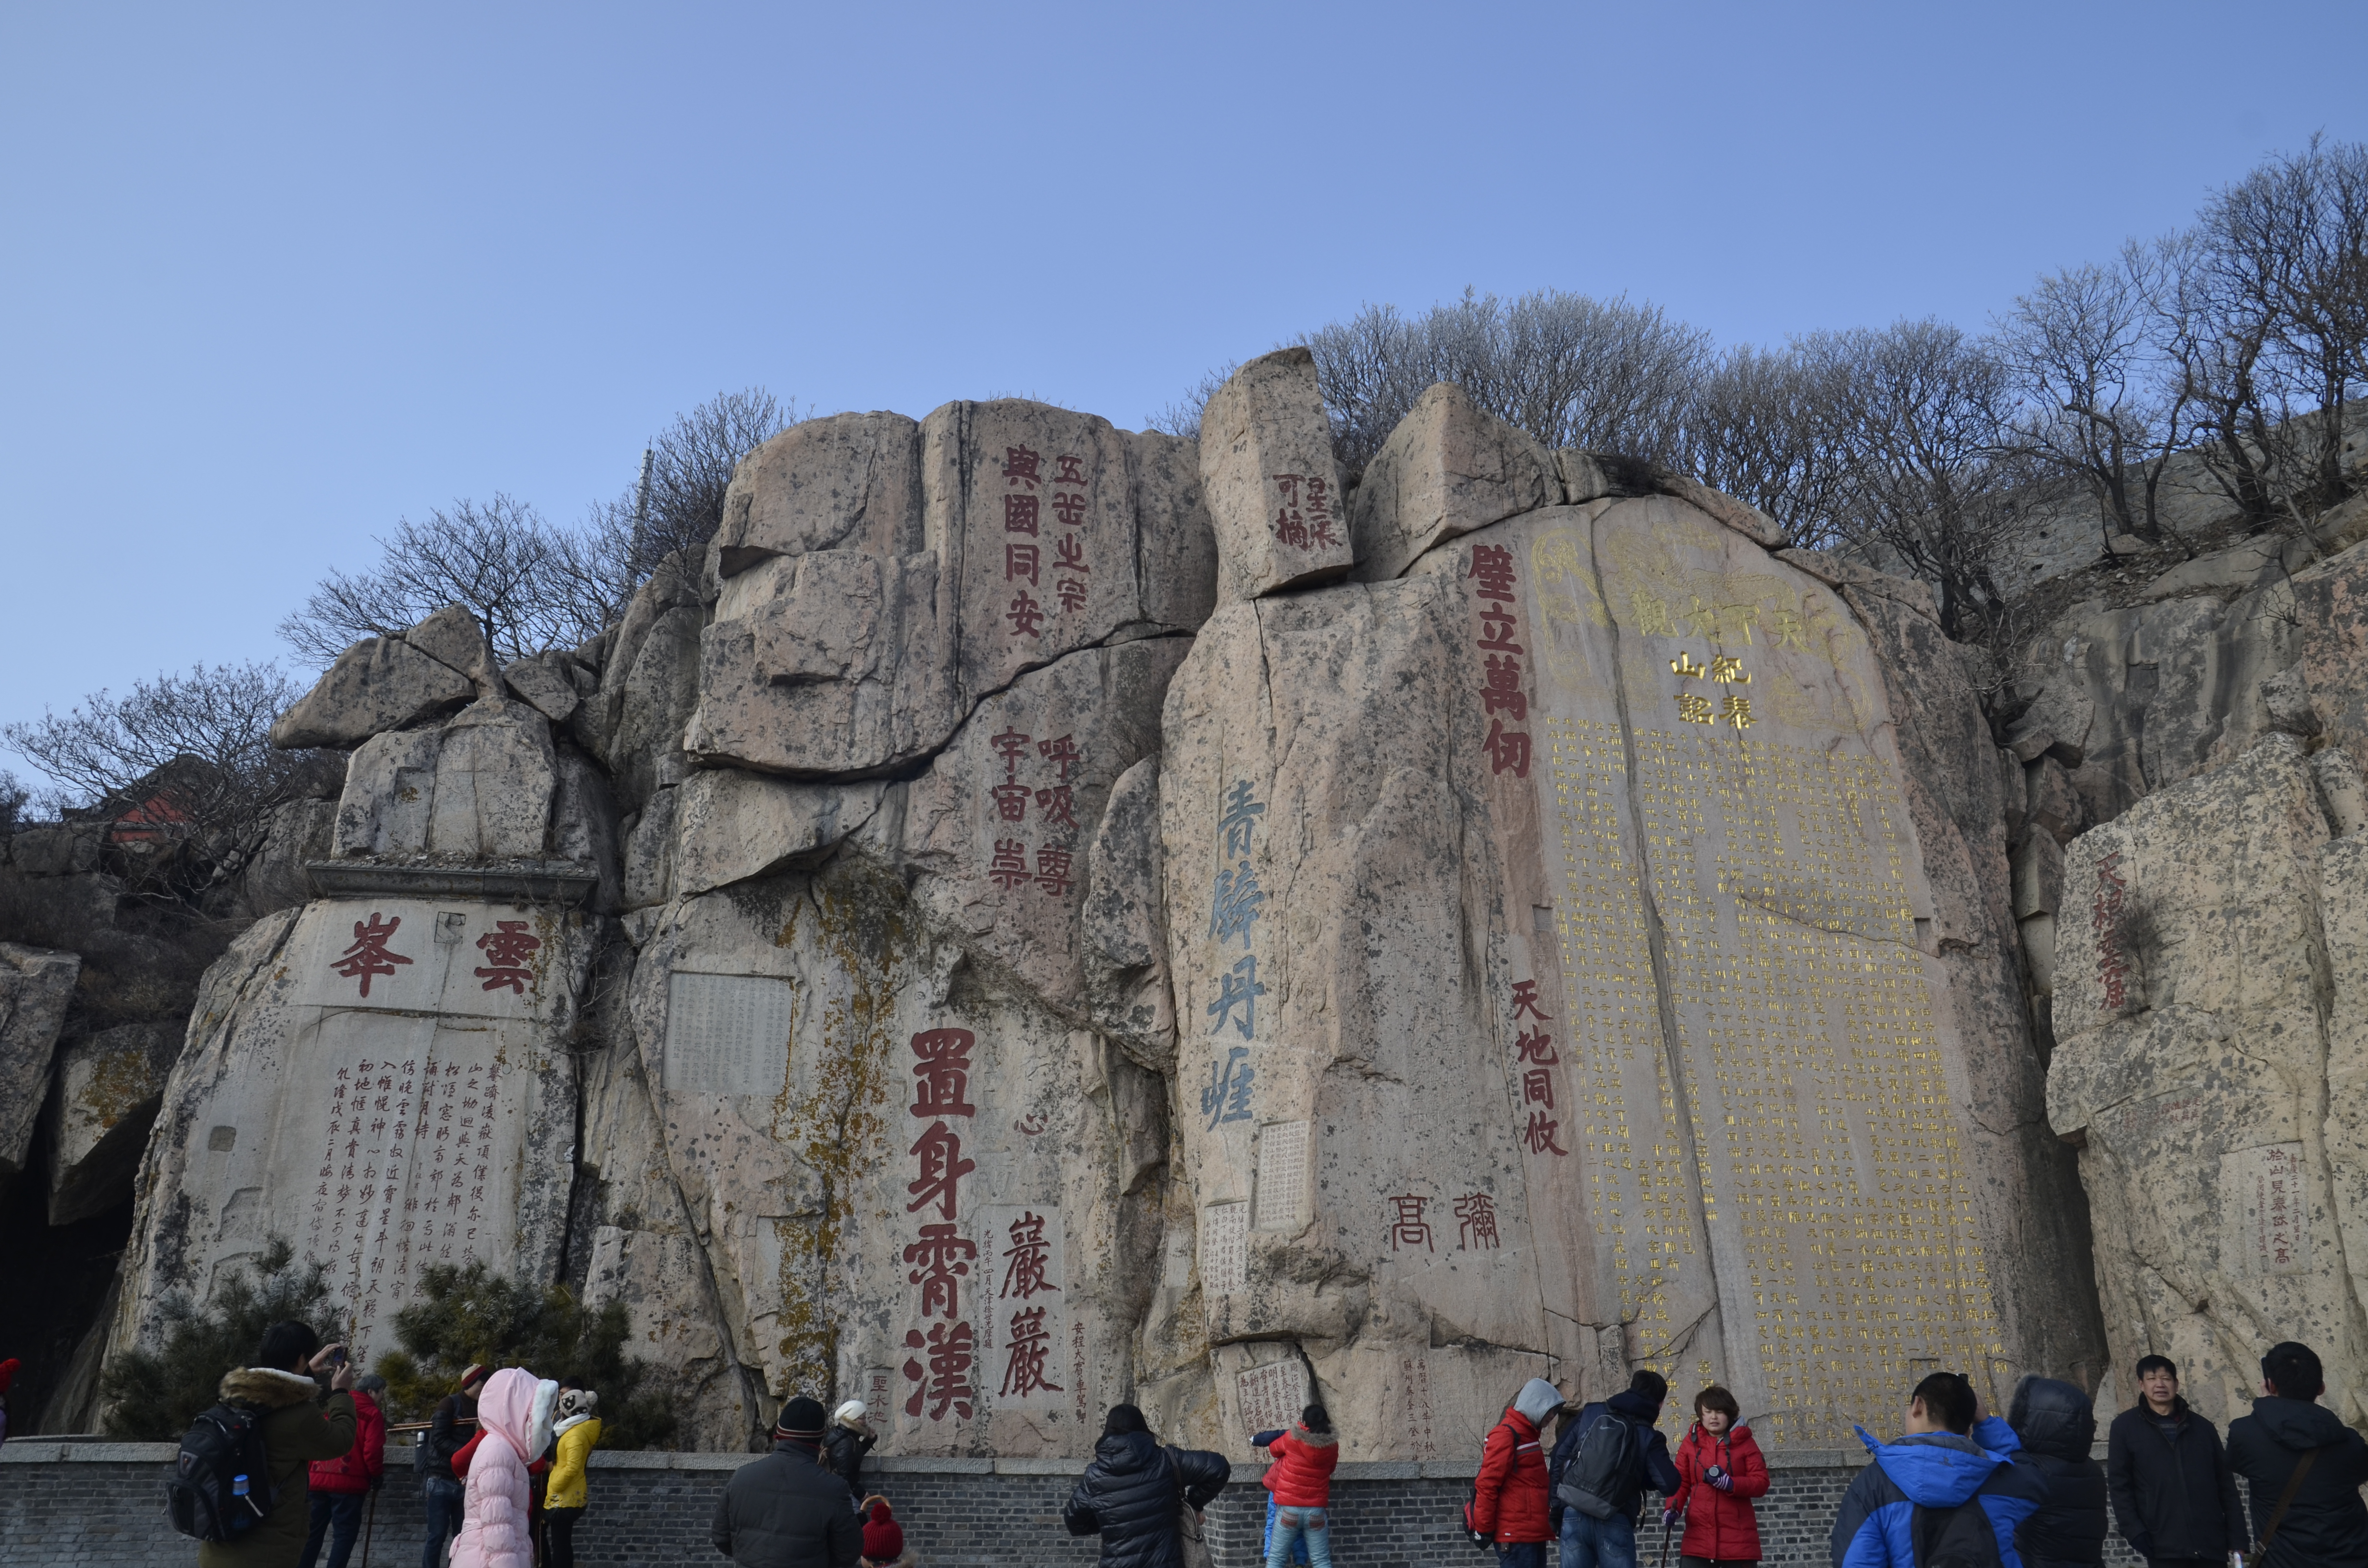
[1062,1403,1229,1568]
[2008,1375,2107,1568]
[2105,1354,2244,1568]
[1551,1369,1680,1568]
[2225,1342,2368,1568]
[712,1397,863,1568]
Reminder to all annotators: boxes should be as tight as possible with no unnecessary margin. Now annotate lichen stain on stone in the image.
[763,869,912,1398]
[75,1044,159,1130]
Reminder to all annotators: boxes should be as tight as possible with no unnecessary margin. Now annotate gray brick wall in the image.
[0,1441,2157,1567]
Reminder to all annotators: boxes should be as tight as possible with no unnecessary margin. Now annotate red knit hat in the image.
[0,1358,18,1396]
[862,1497,903,1561]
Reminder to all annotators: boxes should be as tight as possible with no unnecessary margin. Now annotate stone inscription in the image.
[1254,1119,1308,1230]
[1525,512,2001,1449]
[1236,1358,1309,1441]
[2224,1142,2311,1276]
[300,1029,514,1358]
[979,1202,1067,1409]
[1201,1201,1249,1296]
[663,972,796,1096]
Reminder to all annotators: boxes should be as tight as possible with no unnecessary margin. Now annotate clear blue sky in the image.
[4,1,2364,748]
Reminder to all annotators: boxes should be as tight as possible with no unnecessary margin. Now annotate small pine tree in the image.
[98,1237,335,1440]
[373,1259,677,1448]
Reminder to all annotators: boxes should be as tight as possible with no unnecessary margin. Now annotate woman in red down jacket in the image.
[299,1371,386,1568]
[1662,1384,1769,1567]
[1257,1403,1342,1568]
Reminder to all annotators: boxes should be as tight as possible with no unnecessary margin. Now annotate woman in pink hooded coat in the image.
[448,1368,558,1568]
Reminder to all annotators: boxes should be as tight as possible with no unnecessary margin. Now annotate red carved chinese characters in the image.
[1469,544,1532,779]
[1269,474,1341,551]
[1003,444,1088,634]
[1507,980,1566,1156]
[901,1026,978,1422]
[472,920,541,994]
[333,913,412,997]
[2092,853,2129,1008]
[980,732,1086,899]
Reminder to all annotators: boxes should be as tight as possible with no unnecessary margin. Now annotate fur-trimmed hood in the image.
[220,1366,321,1409]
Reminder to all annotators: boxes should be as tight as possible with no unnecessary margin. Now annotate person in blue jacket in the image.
[1831,1370,2048,1568]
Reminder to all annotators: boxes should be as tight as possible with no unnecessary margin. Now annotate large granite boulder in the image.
[1197,349,1354,601]
[270,605,492,749]
[1157,465,2098,1459]
[47,1021,182,1224]
[684,401,1215,777]
[113,897,592,1363]
[1,943,83,1180]
[2047,733,2367,1427]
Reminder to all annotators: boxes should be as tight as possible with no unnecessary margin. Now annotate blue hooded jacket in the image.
[1831,1416,2047,1568]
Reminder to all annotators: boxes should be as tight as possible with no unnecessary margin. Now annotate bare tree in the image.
[2189,135,2368,528]
[586,388,800,586]
[1297,289,1714,473]
[279,494,620,665]
[3,663,342,910]
[1809,320,2030,643]
[1999,243,2194,547]
[1677,342,1861,550]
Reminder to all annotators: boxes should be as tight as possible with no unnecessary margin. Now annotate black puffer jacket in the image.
[2227,1395,2368,1568]
[2008,1377,2107,1568]
[1062,1431,1229,1568]
[2105,1399,2244,1561]
[711,1441,863,1568]
[821,1423,874,1502]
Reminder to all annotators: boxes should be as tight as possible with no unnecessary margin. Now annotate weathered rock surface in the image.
[685,401,1215,778]
[1197,349,1353,601]
[1,943,83,1179]
[269,606,487,748]
[2047,733,2366,1427]
[47,1021,181,1224]
[118,382,2205,1460]
[1350,382,1555,583]
[114,897,591,1363]
[1157,476,2096,1459]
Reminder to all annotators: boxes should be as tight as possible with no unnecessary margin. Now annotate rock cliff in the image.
[149,357,2368,1459]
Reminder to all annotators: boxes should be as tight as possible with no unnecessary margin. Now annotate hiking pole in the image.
[1657,1516,1673,1568]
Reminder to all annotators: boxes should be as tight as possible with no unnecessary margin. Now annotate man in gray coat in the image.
[713,1398,863,1568]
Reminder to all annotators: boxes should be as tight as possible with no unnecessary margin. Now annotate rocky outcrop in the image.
[115,383,2145,1459]
[1,943,83,1181]
[2047,734,2367,1427]
[267,605,491,748]
[46,1021,181,1225]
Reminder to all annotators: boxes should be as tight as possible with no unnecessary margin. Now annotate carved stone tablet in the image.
[1202,1201,1249,1296]
[1254,1120,1309,1230]
[663,972,796,1096]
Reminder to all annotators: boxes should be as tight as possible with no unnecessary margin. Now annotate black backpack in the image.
[1910,1498,2004,1568]
[1555,1410,1640,1520]
[165,1402,276,1544]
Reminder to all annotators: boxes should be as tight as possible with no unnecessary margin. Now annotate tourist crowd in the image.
[131,1319,2368,1568]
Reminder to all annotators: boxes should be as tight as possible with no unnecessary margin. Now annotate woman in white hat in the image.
[824,1400,878,1507]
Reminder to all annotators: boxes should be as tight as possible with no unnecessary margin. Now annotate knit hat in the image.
[0,1358,18,1396]
[457,1362,490,1392]
[774,1396,827,1442]
[834,1399,868,1426]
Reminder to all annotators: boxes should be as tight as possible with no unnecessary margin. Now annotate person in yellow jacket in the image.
[541,1386,601,1568]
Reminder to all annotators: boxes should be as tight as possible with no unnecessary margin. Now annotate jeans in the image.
[421,1476,465,1568]
[1497,1545,1548,1568]
[299,1492,364,1568]
[1266,1505,1333,1568]
[1559,1509,1639,1568]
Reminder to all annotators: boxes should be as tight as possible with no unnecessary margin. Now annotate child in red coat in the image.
[1256,1403,1341,1568]
[1662,1385,1769,1567]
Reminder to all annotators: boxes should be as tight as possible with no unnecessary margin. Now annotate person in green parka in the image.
[200,1320,360,1568]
